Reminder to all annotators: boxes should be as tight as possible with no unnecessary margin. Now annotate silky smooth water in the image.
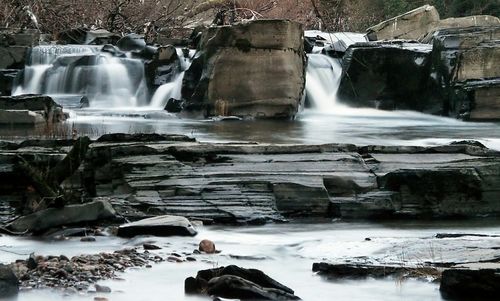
[3,221,499,301]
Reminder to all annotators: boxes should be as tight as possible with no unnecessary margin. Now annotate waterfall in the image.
[14,45,147,108]
[150,48,195,108]
[305,54,343,112]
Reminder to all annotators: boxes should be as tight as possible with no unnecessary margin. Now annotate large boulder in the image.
[367,5,440,41]
[182,19,306,119]
[440,268,500,299]
[0,29,40,69]
[117,215,197,237]
[337,41,441,113]
[0,264,19,297]
[8,200,117,233]
[0,94,66,123]
[367,5,500,41]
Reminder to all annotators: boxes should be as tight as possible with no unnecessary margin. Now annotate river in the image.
[2,220,499,301]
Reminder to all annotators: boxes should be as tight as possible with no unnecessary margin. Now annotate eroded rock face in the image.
[428,26,500,120]
[337,41,440,113]
[182,20,306,119]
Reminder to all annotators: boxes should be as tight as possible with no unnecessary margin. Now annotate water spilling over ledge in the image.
[13,45,148,108]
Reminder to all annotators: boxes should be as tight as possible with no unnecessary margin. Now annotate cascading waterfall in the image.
[14,45,147,108]
[150,48,195,108]
[305,53,343,112]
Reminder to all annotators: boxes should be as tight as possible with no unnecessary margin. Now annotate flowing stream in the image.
[3,220,499,301]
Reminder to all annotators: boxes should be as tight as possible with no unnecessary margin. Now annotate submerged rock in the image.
[8,200,117,233]
[182,19,306,119]
[185,265,299,300]
[0,264,19,297]
[117,215,197,238]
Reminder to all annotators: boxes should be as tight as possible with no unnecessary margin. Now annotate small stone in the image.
[167,256,184,263]
[27,254,38,270]
[95,284,112,293]
[365,238,371,241]
[198,239,216,254]
[186,257,197,262]
[81,237,96,242]
[94,297,109,301]
[143,243,161,250]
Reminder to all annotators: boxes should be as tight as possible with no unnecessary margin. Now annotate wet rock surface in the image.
[2,135,500,225]
[185,265,300,300]
[312,262,440,280]
[8,249,163,291]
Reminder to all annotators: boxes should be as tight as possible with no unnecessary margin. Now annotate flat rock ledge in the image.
[1,134,500,225]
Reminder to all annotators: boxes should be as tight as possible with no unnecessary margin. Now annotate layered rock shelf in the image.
[1,135,500,225]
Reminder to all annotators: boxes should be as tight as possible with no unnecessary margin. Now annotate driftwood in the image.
[46,136,91,187]
[16,137,92,208]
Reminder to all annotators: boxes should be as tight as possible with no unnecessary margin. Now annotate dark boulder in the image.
[117,34,146,52]
[207,275,300,300]
[440,268,500,300]
[185,265,299,300]
[0,264,19,297]
[337,41,440,114]
[117,215,197,238]
[164,98,183,113]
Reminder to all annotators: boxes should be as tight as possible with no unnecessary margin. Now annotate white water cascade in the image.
[14,45,148,108]
[150,48,195,108]
[305,53,343,112]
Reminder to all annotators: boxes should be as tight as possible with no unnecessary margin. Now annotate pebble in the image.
[143,243,161,250]
[81,237,97,242]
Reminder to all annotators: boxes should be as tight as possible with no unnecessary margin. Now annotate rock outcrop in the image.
[182,19,306,119]
[340,7,500,120]
[367,5,500,41]
[2,135,500,225]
